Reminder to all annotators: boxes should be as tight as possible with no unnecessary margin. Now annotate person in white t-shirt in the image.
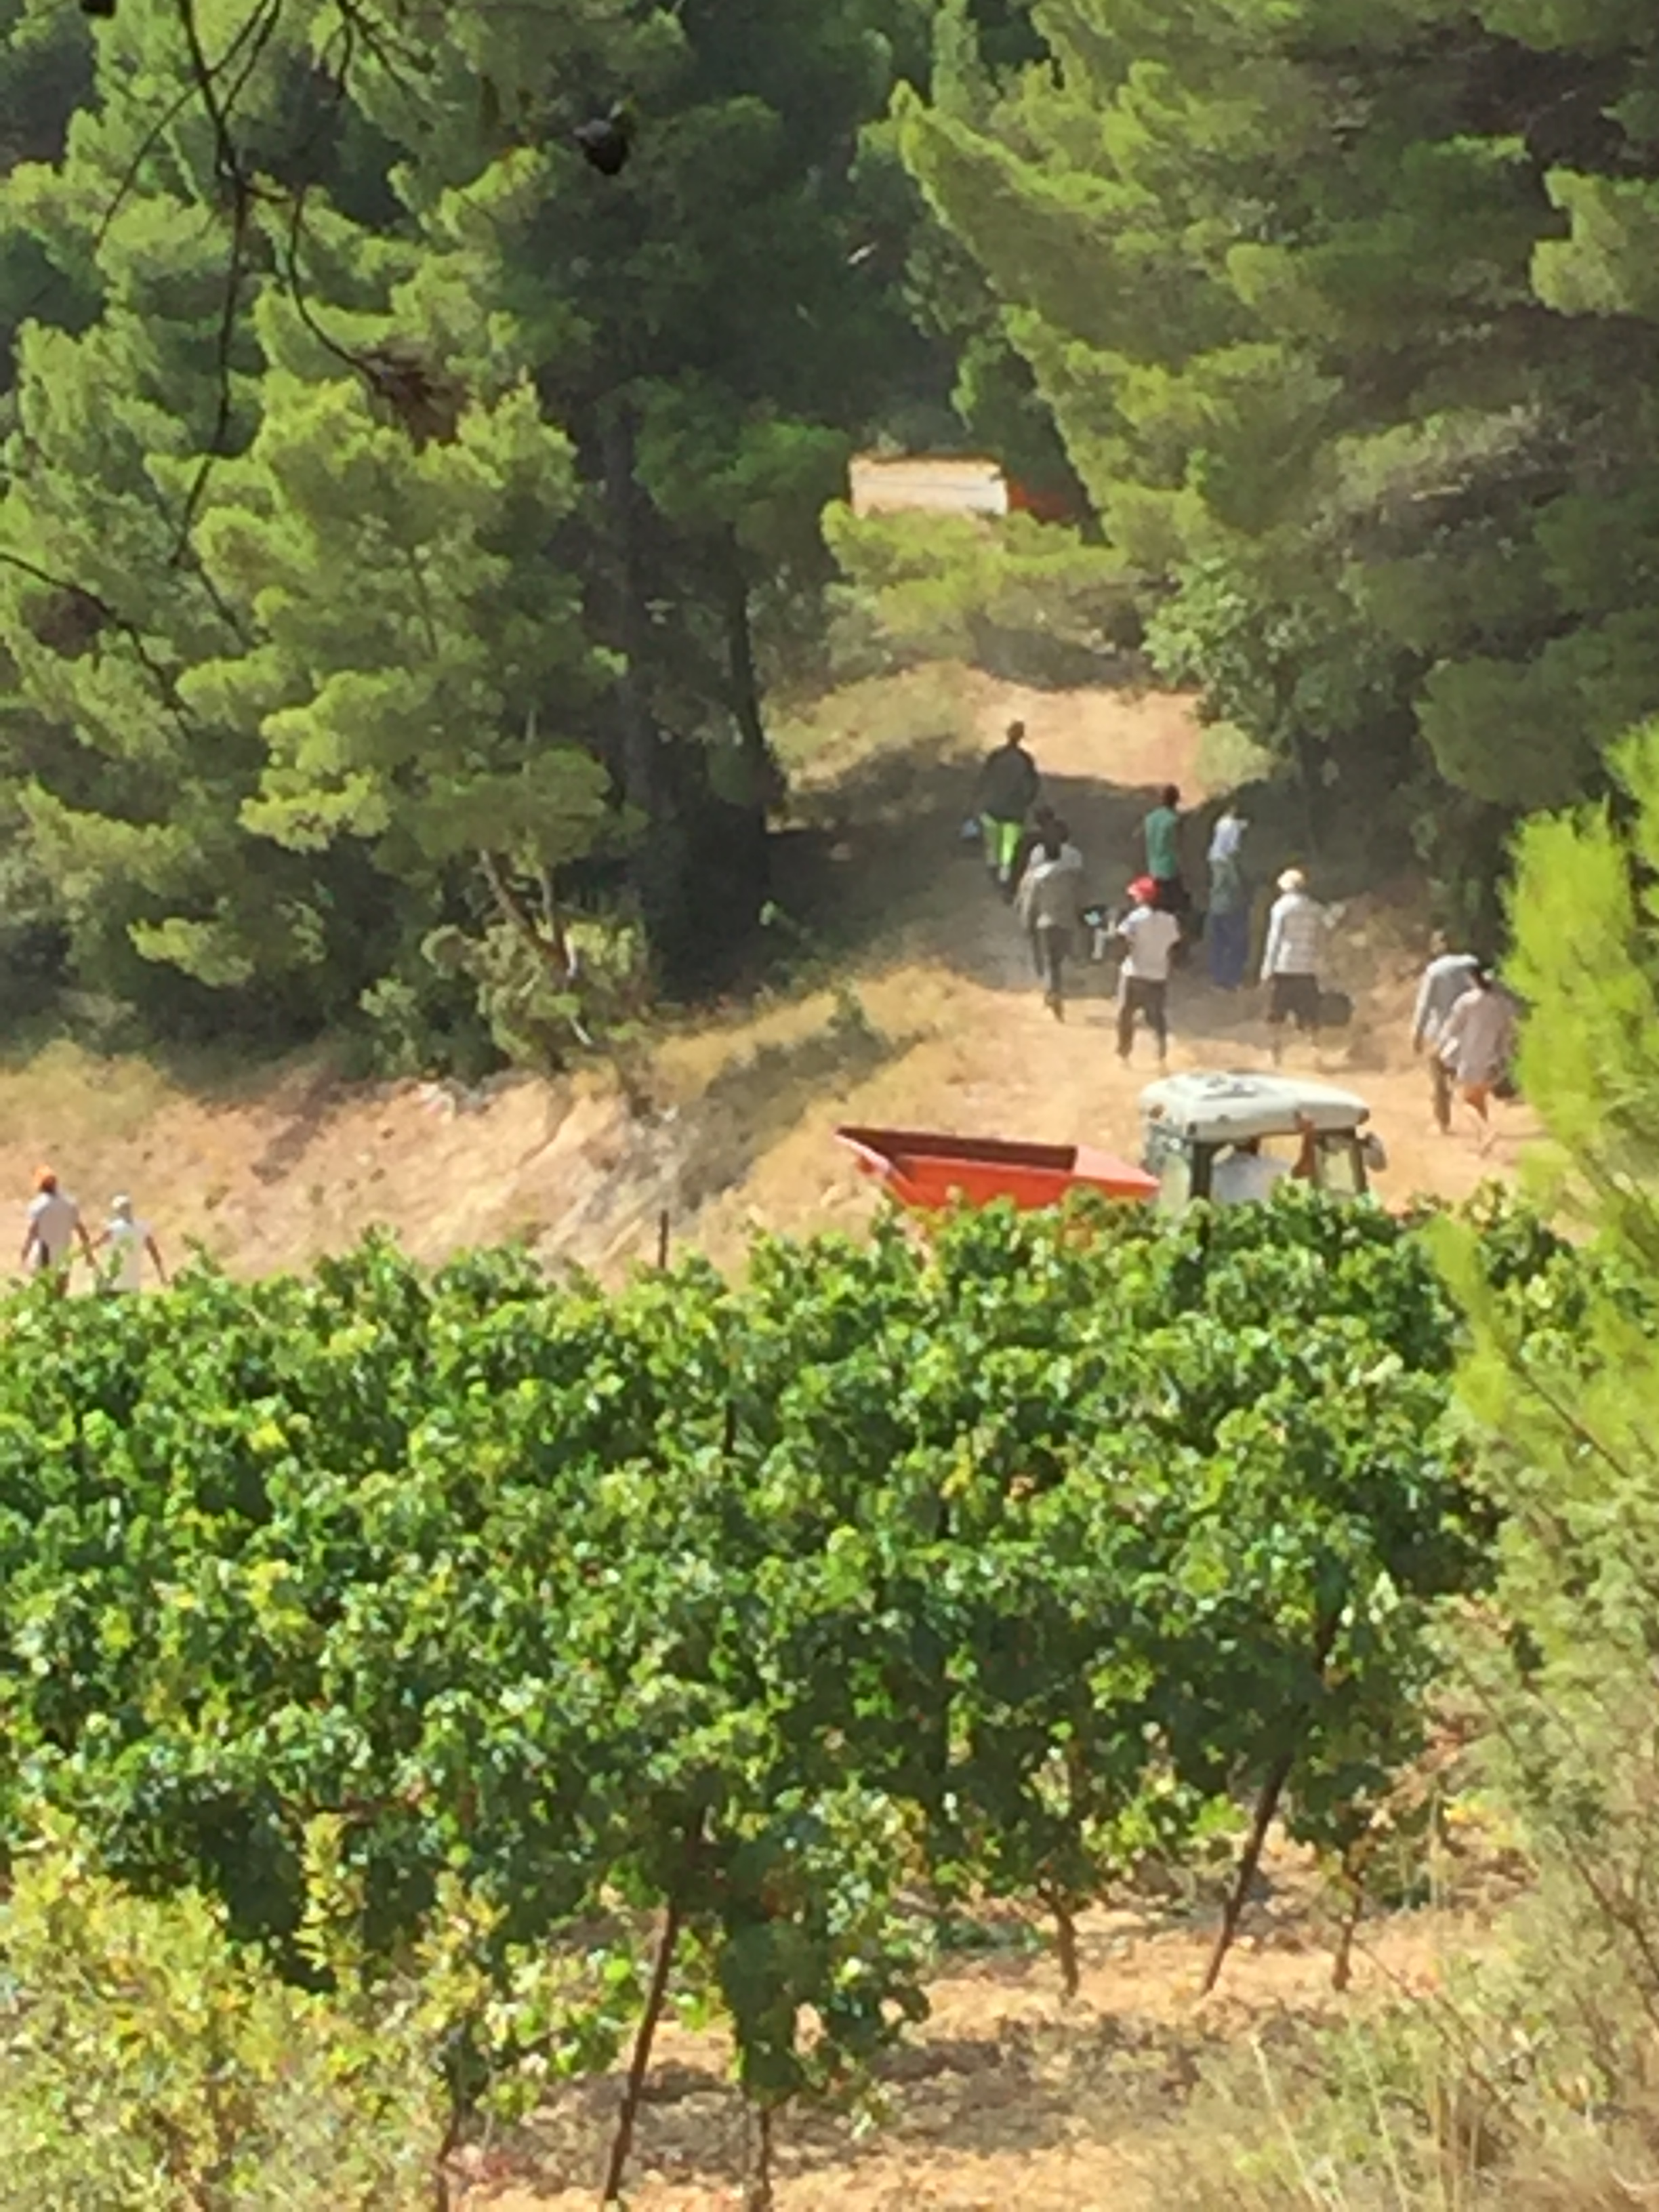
[96,1194,168,1293]
[1208,1116,1319,1206]
[1115,876,1183,1063]
[20,1166,94,1290]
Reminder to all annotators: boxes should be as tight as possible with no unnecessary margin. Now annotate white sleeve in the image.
[1410,968,1433,1042]
[1260,901,1282,981]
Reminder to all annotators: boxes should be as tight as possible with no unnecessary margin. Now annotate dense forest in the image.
[0,0,1654,1058]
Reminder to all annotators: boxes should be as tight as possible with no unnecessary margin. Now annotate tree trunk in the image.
[1332,1862,1366,1993]
[745,2102,776,2211]
[1047,1893,1081,2000]
[600,1890,689,2207]
[1202,1607,1343,1996]
[723,538,779,820]
[479,848,564,976]
[1202,1746,1296,1999]
[598,404,689,972]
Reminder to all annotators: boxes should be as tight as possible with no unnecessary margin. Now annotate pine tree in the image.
[898,0,1659,893]
[0,0,939,1036]
[1441,716,1659,2108]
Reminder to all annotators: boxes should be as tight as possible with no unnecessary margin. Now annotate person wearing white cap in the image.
[95,1195,168,1293]
[1259,867,1330,1063]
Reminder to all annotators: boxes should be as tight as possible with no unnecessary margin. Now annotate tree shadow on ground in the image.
[512,2011,1224,2201]
[773,734,1200,994]
[501,1904,1302,2205]
[672,998,916,1214]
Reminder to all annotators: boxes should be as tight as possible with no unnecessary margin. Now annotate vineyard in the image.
[0,1193,1587,2204]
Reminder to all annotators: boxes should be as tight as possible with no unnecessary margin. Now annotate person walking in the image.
[1015,805,1081,888]
[1115,874,1182,1063]
[1437,964,1517,1153]
[20,1166,94,1290]
[1142,785,1187,918]
[977,720,1040,897]
[1016,827,1086,1019]
[1410,930,1480,1134]
[95,1193,168,1293]
[1259,867,1329,1063]
[1206,799,1250,990]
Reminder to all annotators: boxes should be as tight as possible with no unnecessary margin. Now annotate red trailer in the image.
[836,1126,1160,1214]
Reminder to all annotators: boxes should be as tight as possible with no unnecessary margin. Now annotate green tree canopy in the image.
[899,0,1659,904]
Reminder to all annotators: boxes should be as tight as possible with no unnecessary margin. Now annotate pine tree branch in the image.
[0,548,194,735]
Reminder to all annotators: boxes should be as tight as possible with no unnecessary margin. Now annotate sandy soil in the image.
[0,665,1536,1286]
[456,1832,1509,2212]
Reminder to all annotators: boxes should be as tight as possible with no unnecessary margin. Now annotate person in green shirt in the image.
[1143,785,1188,918]
[976,721,1041,899]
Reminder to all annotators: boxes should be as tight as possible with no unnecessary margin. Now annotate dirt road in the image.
[0,665,1536,1282]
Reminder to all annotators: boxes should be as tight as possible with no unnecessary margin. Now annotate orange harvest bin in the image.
[836,1126,1160,1214]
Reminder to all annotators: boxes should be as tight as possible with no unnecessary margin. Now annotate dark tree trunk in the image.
[723,535,779,815]
[598,403,689,973]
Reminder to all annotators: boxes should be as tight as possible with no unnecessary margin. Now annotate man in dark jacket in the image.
[977,721,1040,896]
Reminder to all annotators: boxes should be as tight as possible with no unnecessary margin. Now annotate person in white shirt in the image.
[96,1194,168,1294]
[1115,875,1182,1063]
[1438,965,1517,1153]
[20,1167,94,1290]
[1260,867,1330,1063]
[1016,827,1088,1018]
[1410,931,1480,1133]
[1208,1117,1319,1206]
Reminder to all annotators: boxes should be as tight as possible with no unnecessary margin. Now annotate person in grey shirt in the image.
[1411,931,1479,1133]
[1439,964,1517,1154]
[1016,827,1087,1018]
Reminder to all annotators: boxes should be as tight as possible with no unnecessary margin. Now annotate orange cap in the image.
[34,1166,56,1192]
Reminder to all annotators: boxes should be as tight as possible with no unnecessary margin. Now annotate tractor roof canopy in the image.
[1139,1070,1371,1147]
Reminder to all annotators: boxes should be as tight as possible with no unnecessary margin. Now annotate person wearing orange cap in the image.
[20,1167,94,1289]
[1115,876,1181,1063]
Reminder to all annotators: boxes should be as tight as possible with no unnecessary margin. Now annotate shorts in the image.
[1267,973,1321,1029]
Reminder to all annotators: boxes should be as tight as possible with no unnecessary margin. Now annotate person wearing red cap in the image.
[1115,877,1181,1063]
[20,1167,94,1290]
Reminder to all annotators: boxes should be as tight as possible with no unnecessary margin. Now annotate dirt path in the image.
[679,672,1540,1269]
[0,665,1538,1282]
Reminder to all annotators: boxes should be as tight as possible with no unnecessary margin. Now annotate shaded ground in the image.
[460,1832,1516,2212]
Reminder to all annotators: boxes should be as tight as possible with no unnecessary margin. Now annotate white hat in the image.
[1277,867,1307,893]
[110,1194,133,1219]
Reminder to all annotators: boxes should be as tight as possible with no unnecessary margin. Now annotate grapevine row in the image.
[0,1189,1580,2191]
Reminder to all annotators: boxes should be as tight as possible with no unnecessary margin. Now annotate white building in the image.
[847,454,1010,519]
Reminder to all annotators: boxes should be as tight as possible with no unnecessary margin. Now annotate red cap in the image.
[1128,876,1157,906]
